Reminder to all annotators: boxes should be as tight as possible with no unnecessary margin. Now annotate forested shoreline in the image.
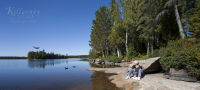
[90,0,200,59]
[28,50,67,60]
[0,56,27,59]
[28,50,89,60]
[89,0,200,78]
[0,54,88,60]
[0,51,88,60]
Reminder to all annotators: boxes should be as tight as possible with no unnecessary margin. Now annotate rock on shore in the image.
[89,57,162,74]
[137,57,162,74]
[89,58,129,66]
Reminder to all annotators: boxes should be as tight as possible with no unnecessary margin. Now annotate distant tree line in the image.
[0,56,27,59]
[28,50,88,60]
[67,55,89,58]
[28,50,67,60]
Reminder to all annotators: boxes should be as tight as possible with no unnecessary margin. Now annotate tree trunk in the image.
[117,47,120,58]
[105,40,109,57]
[147,41,150,57]
[150,40,153,55]
[174,4,185,39]
[102,50,105,57]
[125,28,128,54]
[106,48,109,57]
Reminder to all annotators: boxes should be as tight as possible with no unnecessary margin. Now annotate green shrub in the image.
[159,39,200,78]
[89,49,102,59]
[125,46,139,61]
[108,54,122,63]
[100,54,122,63]
[132,54,148,60]
[149,49,160,58]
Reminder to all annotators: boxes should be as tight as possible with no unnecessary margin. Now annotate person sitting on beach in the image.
[125,60,143,80]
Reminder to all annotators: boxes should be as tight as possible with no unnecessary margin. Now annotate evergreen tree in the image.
[108,0,125,57]
[89,0,199,60]
[189,1,200,38]
[156,0,186,39]
[123,0,146,56]
[90,6,111,57]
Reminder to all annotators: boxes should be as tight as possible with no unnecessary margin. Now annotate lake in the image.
[0,58,121,90]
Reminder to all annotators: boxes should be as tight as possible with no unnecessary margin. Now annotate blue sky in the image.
[0,0,110,56]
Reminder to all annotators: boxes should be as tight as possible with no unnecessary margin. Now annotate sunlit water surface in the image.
[0,58,121,90]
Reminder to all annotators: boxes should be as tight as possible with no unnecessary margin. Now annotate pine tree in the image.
[90,6,111,57]
[156,0,186,39]
[189,1,200,38]
[123,0,146,56]
[89,0,199,59]
[108,0,125,57]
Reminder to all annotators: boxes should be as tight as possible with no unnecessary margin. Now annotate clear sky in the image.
[0,0,110,56]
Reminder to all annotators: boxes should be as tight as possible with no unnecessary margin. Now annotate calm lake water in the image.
[0,58,121,90]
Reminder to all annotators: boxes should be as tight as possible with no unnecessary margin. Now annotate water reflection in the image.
[0,59,121,90]
[91,71,122,90]
[28,59,67,68]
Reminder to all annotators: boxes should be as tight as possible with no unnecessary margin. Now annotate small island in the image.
[27,50,67,60]
[27,50,88,60]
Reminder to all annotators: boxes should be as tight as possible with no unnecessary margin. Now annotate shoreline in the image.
[88,67,134,90]
[88,67,200,90]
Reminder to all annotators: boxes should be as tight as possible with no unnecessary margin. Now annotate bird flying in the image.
[33,46,40,49]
